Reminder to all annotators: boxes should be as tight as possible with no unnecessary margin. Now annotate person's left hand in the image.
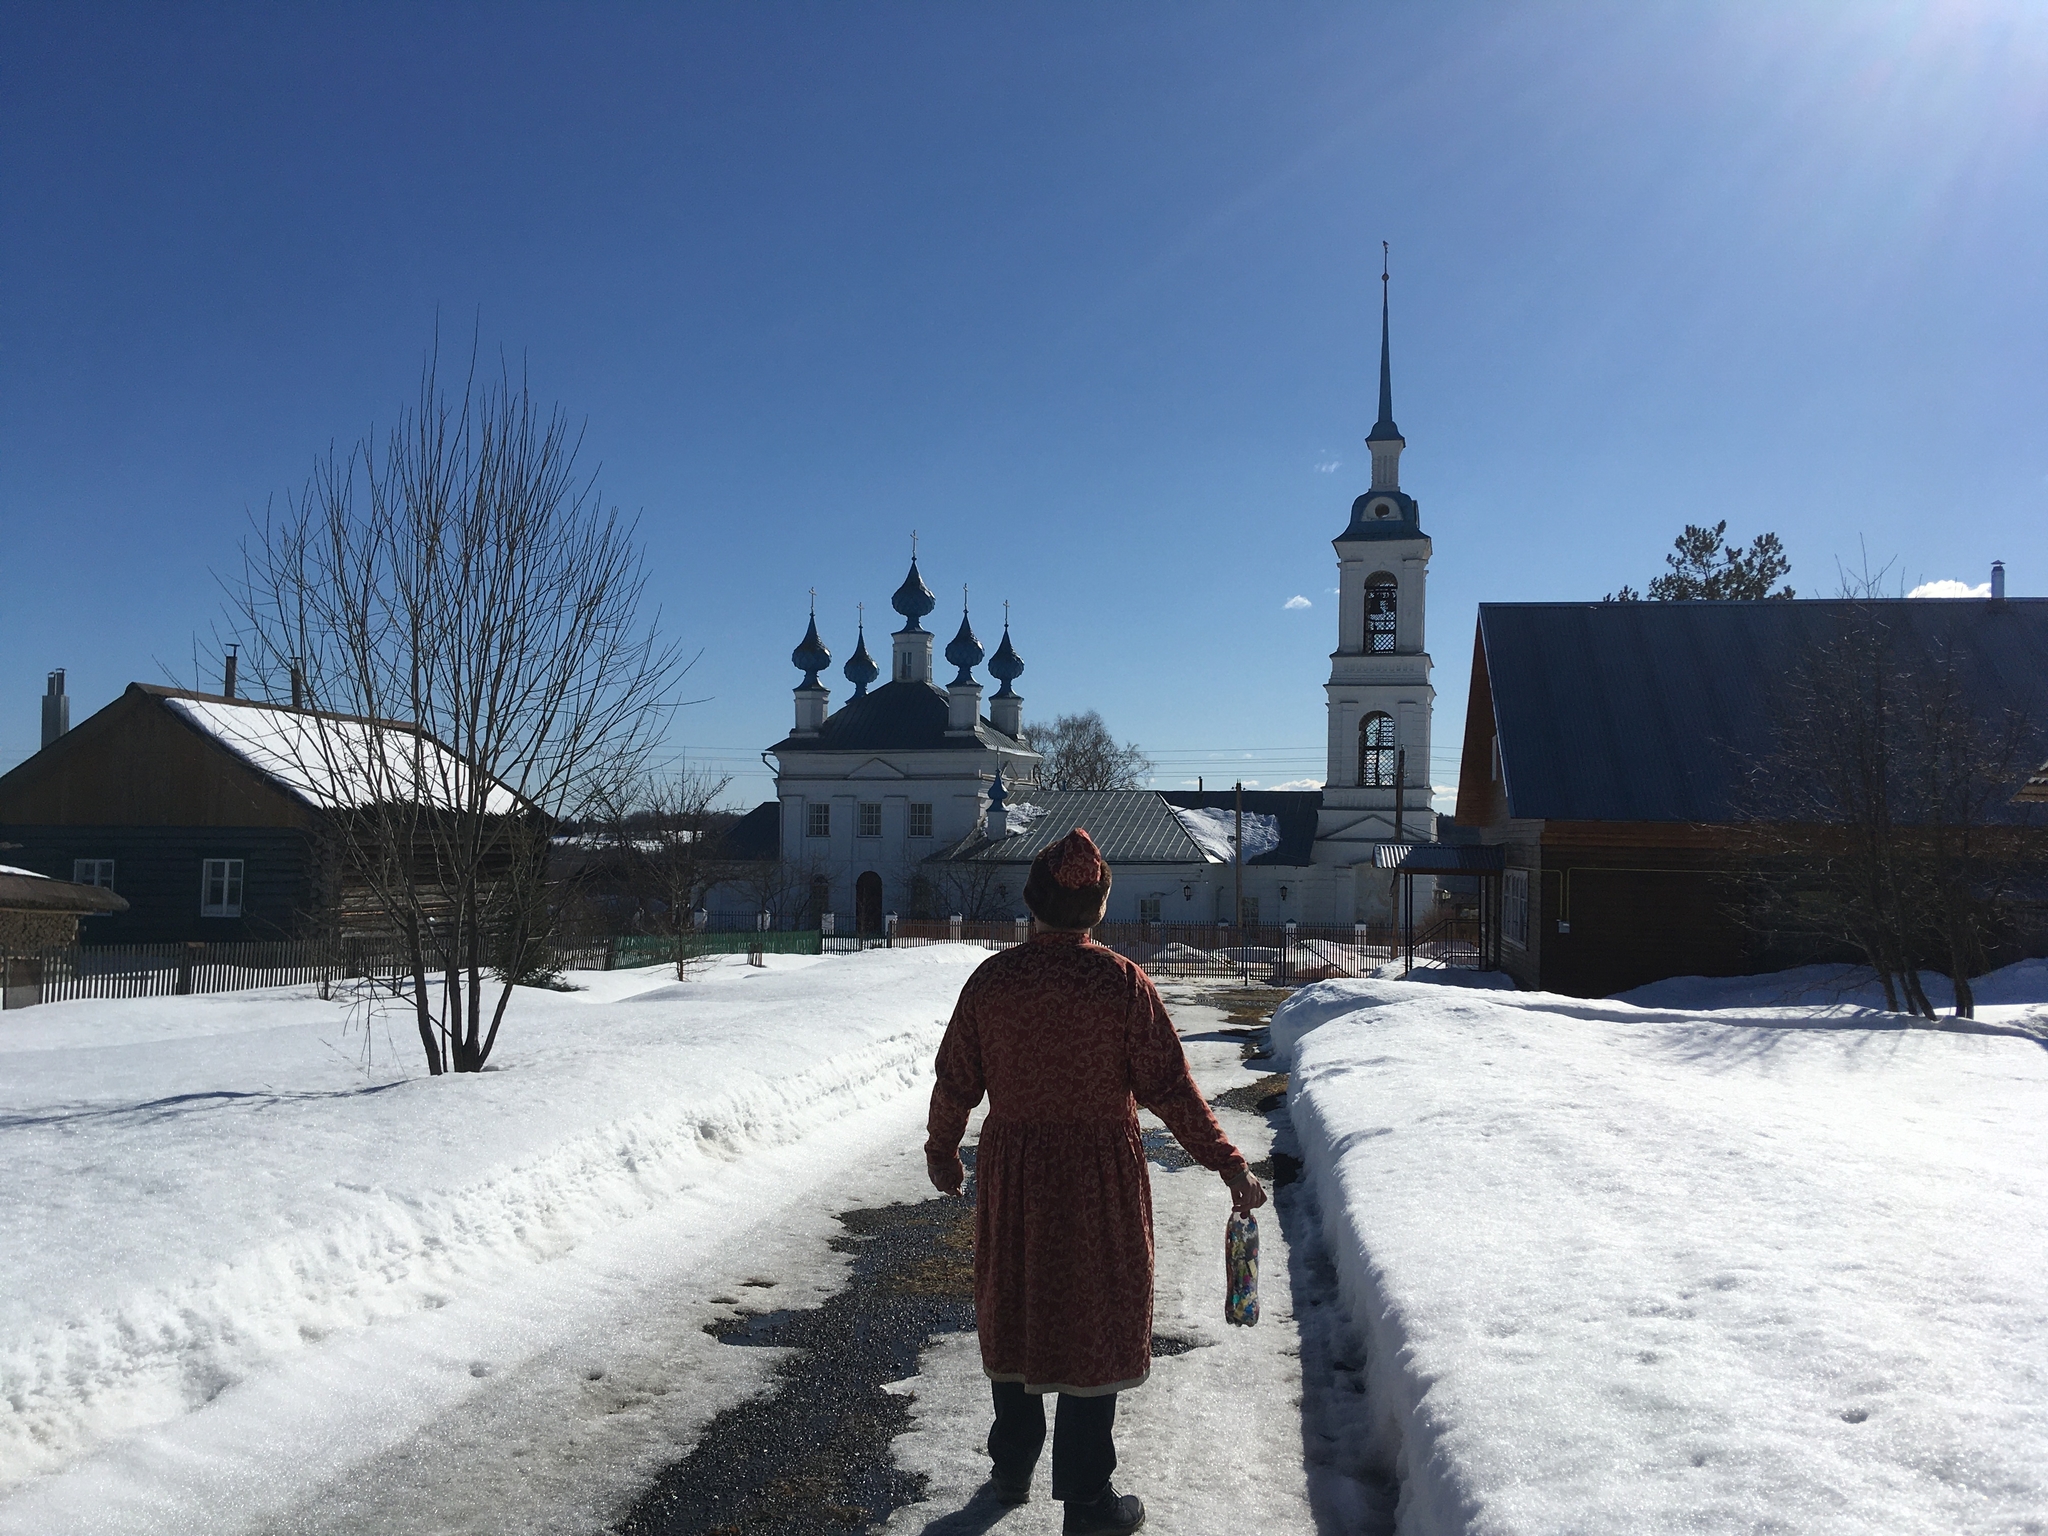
[1227,1170,1267,1216]
[928,1150,965,1197]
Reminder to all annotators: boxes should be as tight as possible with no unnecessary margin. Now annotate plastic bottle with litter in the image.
[1225,1212,1259,1327]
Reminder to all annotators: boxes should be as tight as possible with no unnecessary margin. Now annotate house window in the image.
[1239,896,1260,926]
[1503,868,1529,949]
[806,803,831,838]
[1365,574,1398,654]
[73,859,115,888]
[201,859,244,918]
[1359,712,1396,787]
[909,802,934,838]
[858,802,883,839]
[1139,896,1162,923]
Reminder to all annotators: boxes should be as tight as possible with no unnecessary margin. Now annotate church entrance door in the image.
[855,871,884,935]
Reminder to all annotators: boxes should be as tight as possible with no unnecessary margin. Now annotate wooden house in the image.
[0,683,522,944]
[1450,598,2048,996]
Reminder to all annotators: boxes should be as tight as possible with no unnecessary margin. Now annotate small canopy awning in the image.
[1372,844,1506,873]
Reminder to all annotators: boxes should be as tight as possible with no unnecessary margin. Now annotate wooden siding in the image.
[0,686,313,829]
[0,825,323,943]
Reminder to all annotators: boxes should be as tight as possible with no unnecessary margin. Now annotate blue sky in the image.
[5,2,2045,809]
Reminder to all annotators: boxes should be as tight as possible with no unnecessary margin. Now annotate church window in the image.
[1358,713,1396,787]
[858,802,882,838]
[806,803,831,838]
[1365,574,1398,653]
[1139,896,1162,923]
[908,802,934,838]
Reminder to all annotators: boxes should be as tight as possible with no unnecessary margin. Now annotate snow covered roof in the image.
[0,868,129,914]
[159,692,523,815]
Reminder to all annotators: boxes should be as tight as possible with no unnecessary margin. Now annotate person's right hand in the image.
[1227,1170,1267,1216]
[928,1149,965,1197]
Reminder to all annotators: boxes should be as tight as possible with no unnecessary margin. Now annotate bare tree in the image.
[228,340,683,1072]
[1021,710,1153,790]
[729,852,832,932]
[1737,599,2039,1017]
[605,767,734,977]
[932,859,1022,921]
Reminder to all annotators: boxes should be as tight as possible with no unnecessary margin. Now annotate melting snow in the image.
[165,698,522,814]
[1170,805,1281,863]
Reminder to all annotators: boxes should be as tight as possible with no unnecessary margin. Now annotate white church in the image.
[735,271,1437,933]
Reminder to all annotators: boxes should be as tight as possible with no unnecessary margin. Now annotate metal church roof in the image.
[1476,598,2048,824]
[769,679,1026,755]
[933,790,1209,866]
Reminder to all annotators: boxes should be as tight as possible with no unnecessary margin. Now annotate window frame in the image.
[72,858,115,888]
[1138,896,1163,924]
[1502,867,1529,950]
[1364,573,1398,654]
[806,803,831,839]
[857,802,883,839]
[908,802,935,839]
[1358,711,1397,787]
[200,858,245,919]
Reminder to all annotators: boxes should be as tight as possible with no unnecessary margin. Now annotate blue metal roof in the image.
[770,679,1026,755]
[1477,598,2048,824]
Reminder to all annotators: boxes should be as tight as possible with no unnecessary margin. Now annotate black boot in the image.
[1062,1482,1145,1535]
[988,1468,1032,1505]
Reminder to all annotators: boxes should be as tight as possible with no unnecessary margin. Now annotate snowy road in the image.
[1,954,1373,1534]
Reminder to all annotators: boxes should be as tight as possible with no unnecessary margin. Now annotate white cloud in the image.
[1908,579,1992,598]
[1283,594,1312,610]
[1315,460,1342,473]
[1268,777,1323,791]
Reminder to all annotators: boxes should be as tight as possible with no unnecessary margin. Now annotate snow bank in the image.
[1615,956,2048,1018]
[1276,981,2048,1534]
[1170,805,1281,863]
[0,947,985,1494]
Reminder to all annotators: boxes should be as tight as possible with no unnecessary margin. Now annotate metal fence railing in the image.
[1,938,417,1010]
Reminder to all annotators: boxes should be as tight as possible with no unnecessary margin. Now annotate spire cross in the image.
[809,586,816,615]
[962,582,969,613]
[1004,599,1010,626]
[1382,239,1389,283]
[911,530,918,557]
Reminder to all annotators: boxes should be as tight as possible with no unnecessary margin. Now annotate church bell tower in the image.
[1315,249,1436,908]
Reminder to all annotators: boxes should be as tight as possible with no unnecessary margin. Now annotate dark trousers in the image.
[988,1380,1118,1501]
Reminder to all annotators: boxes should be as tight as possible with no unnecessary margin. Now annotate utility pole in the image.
[1233,781,1245,928]
[1395,748,1406,844]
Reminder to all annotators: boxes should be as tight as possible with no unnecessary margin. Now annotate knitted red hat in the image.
[1048,827,1107,888]
[1024,826,1111,928]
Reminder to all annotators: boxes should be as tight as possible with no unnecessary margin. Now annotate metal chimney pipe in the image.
[41,669,69,749]
[1991,561,2006,601]
[223,646,238,699]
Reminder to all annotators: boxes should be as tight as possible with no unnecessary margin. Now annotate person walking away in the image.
[926,827,1267,1534]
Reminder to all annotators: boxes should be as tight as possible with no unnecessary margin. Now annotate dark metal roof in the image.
[1156,789,1323,866]
[769,679,1026,755]
[932,791,1208,866]
[1479,598,2048,823]
[1374,843,1504,873]
[1336,490,1421,543]
[722,800,781,861]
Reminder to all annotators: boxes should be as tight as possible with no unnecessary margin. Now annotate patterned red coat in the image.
[926,930,1247,1396]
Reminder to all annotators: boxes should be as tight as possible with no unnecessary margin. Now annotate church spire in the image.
[1366,242,1405,491]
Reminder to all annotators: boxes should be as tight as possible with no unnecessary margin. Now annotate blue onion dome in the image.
[945,607,983,684]
[843,615,879,696]
[891,558,936,631]
[987,622,1024,696]
[988,763,1008,810]
[791,612,831,686]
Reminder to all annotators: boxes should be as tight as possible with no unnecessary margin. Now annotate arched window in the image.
[1365,574,1398,654]
[1359,712,1396,787]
